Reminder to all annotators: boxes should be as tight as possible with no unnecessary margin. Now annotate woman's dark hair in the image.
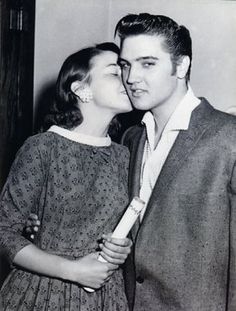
[44,42,120,132]
[115,13,192,81]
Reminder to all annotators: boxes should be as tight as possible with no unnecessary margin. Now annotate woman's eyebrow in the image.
[106,63,118,68]
[118,57,127,63]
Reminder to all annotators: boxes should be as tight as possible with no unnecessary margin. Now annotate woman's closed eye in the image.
[110,68,121,77]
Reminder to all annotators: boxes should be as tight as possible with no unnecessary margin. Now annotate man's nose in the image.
[126,66,141,85]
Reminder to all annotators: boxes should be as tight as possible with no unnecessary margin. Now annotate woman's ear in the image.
[71,81,93,103]
[70,81,81,95]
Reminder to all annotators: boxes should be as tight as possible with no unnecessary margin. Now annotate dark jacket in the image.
[123,99,236,311]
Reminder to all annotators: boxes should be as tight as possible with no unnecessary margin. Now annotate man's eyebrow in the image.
[118,56,159,63]
[136,56,159,61]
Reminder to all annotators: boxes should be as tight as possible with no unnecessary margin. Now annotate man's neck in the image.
[152,83,188,138]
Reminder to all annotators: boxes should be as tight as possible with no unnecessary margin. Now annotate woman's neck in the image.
[72,115,113,137]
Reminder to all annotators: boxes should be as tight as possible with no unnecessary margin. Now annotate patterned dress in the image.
[0,126,130,310]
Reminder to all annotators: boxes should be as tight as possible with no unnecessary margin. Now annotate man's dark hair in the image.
[115,13,192,81]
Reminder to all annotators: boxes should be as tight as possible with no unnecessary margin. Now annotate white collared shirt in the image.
[139,86,200,220]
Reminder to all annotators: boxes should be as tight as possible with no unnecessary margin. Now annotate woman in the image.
[0,42,132,310]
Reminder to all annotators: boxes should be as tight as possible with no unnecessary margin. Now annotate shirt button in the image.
[136,276,144,284]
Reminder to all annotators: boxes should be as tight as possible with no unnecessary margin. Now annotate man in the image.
[115,13,236,310]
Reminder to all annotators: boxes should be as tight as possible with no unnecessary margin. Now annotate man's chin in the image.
[131,99,149,111]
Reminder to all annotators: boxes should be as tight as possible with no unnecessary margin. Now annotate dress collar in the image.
[48,125,111,147]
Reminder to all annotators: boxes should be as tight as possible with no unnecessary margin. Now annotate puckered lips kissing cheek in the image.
[120,88,128,96]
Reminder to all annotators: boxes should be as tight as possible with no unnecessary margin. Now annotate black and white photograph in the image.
[0,0,236,310]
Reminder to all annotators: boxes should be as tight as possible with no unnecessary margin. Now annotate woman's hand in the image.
[14,245,118,290]
[24,213,40,240]
[99,234,132,265]
[67,252,118,289]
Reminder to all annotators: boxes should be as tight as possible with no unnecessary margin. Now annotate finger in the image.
[30,220,40,227]
[26,220,32,227]
[102,233,112,239]
[25,224,39,233]
[100,246,127,261]
[99,243,123,257]
[100,252,125,265]
[100,242,131,255]
[26,219,40,227]
[29,213,39,220]
[33,226,39,232]
[102,235,132,247]
[106,262,119,270]
[25,227,32,233]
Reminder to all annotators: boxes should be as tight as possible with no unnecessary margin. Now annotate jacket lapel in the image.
[140,99,215,226]
[128,125,146,199]
[127,125,146,239]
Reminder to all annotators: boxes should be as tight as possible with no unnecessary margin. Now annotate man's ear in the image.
[177,56,190,79]
[70,81,93,103]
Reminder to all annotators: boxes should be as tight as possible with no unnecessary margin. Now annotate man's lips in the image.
[129,88,147,97]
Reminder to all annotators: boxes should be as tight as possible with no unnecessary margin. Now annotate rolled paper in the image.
[84,197,145,292]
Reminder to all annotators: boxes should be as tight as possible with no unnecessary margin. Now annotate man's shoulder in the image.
[208,103,236,129]
[196,99,236,145]
[195,98,236,126]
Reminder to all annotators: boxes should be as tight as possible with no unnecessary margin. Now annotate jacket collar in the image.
[130,98,215,231]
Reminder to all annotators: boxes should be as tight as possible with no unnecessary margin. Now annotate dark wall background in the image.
[0,0,35,287]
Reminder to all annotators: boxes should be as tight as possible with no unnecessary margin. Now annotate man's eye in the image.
[120,63,129,69]
[143,62,155,68]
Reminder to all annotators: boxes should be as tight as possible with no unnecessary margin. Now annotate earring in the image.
[77,87,93,103]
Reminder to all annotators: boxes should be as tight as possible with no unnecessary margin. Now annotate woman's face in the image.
[88,51,132,114]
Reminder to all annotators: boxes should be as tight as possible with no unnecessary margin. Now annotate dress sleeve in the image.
[0,135,48,263]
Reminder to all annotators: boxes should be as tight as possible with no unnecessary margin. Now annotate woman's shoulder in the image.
[23,131,59,148]
[17,131,60,160]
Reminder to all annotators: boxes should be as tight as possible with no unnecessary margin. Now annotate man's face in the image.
[119,34,179,112]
